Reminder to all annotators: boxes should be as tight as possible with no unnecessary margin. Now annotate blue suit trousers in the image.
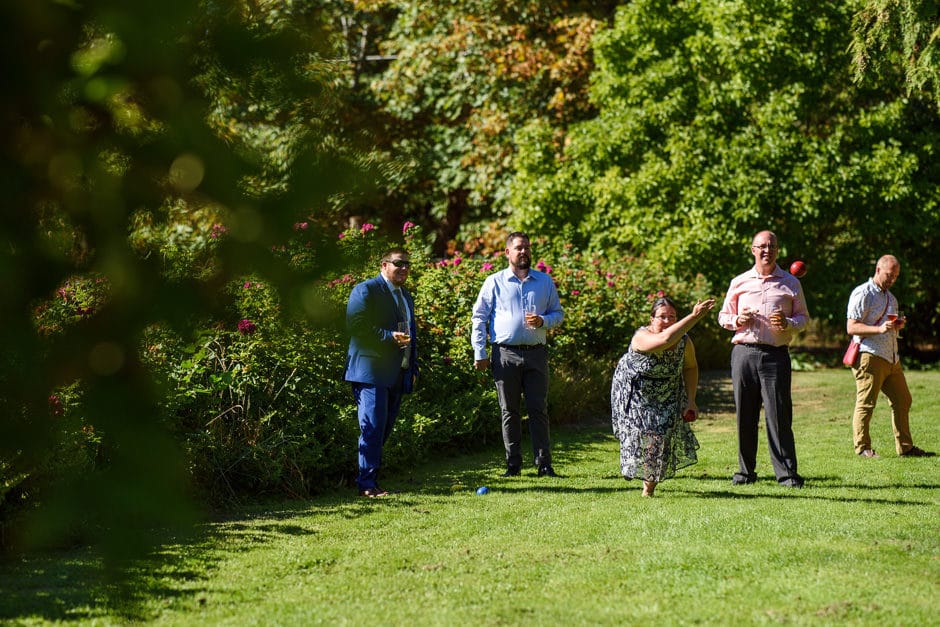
[353,373,405,490]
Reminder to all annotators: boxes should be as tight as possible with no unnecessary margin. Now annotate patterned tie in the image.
[394,289,410,369]
[394,289,408,323]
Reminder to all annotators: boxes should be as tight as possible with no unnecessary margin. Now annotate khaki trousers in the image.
[852,352,912,454]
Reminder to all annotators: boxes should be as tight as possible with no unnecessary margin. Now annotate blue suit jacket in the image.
[344,274,418,391]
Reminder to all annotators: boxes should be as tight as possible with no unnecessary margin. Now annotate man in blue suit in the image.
[345,248,418,497]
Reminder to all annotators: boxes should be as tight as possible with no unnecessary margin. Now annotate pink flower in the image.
[338,232,345,239]
[536,260,547,272]
[481,262,494,271]
[403,221,416,234]
[571,290,581,296]
[607,281,615,287]
[360,223,375,233]
[237,319,257,335]
[243,281,252,289]
[293,221,309,231]
[327,274,354,288]
[453,257,462,266]
[48,394,64,417]
[438,259,450,268]
[210,223,227,239]
[657,290,665,297]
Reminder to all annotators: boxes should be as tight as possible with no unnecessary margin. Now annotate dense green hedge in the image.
[10,224,719,516]
[143,224,718,499]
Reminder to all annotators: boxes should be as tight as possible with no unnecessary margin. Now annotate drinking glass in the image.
[895,311,904,339]
[397,322,410,346]
[524,303,537,329]
[740,306,753,334]
[886,309,899,338]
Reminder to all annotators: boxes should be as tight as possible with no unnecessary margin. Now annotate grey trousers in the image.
[730,343,800,483]
[492,344,551,468]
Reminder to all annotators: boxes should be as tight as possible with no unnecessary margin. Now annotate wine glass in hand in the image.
[739,306,753,332]
[524,303,538,329]
[886,310,899,338]
[396,322,410,348]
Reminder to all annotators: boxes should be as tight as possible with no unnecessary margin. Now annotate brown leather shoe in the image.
[858,449,879,458]
[900,446,936,457]
[359,487,390,498]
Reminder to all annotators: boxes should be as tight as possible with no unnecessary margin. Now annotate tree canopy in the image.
[509,0,940,334]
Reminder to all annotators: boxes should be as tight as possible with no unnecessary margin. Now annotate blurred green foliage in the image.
[0,0,361,563]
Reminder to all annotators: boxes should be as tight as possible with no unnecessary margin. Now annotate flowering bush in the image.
[23,219,727,504]
[32,274,111,336]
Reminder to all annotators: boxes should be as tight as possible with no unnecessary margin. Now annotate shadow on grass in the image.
[0,500,371,622]
[0,544,207,623]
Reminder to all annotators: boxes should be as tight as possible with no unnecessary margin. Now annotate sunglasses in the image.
[387,259,412,269]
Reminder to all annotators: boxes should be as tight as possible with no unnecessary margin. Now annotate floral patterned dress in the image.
[610,332,699,482]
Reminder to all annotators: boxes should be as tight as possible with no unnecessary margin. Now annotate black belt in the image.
[737,343,788,352]
[496,343,544,351]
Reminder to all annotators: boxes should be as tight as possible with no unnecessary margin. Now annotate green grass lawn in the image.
[2,370,939,625]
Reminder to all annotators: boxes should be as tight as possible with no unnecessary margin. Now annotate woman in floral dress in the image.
[611,296,715,496]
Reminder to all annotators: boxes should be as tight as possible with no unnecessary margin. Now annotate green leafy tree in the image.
[510,0,940,342]
[369,0,618,253]
[851,0,940,111]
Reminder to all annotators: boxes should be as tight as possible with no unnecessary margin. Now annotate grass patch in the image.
[2,370,938,624]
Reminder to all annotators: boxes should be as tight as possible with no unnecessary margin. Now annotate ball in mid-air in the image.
[476,486,489,495]
[789,260,807,278]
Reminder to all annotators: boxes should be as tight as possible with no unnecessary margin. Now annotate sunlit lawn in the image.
[2,369,938,625]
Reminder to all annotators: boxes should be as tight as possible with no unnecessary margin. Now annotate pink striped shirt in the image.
[717,265,810,347]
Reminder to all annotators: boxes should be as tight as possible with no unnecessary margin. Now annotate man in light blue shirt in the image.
[846,254,934,458]
[471,232,564,477]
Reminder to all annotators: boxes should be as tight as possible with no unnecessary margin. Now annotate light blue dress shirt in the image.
[847,278,899,364]
[471,268,564,360]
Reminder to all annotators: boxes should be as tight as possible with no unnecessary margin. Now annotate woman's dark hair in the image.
[650,296,678,318]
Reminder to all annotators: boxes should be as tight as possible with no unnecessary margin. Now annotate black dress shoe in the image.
[537,465,558,478]
[900,445,936,457]
[779,475,805,488]
[501,466,521,477]
[731,473,757,485]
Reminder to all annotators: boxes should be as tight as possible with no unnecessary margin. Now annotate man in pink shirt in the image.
[717,230,810,488]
